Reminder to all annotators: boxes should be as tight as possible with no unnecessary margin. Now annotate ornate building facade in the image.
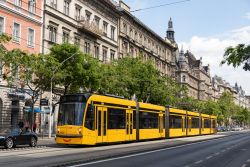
[43,0,119,63]
[0,0,43,133]
[117,1,178,77]
[176,49,212,101]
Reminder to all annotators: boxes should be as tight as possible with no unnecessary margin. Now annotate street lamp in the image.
[48,52,79,138]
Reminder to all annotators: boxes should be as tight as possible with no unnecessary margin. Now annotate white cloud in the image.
[179,26,250,94]
[244,12,250,20]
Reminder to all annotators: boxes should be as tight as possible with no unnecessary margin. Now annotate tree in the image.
[99,56,186,106]
[0,49,59,129]
[217,92,236,126]
[48,43,101,94]
[221,44,250,71]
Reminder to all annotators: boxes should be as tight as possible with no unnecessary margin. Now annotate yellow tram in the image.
[56,94,217,145]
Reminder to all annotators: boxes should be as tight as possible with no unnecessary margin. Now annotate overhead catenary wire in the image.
[131,0,191,12]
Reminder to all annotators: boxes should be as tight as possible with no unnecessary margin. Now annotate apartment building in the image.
[117,1,178,77]
[43,0,119,63]
[0,0,43,132]
[176,49,212,101]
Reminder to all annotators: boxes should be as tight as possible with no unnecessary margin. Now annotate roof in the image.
[117,5,177,49]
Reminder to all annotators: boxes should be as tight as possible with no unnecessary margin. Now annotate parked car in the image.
[231,126,243,131]
[0,128,38,149]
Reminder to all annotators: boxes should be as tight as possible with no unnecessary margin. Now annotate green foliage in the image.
[222,44,250,71]
[98,57,185,106]
[0,33,11,44]
[48,43,101,94]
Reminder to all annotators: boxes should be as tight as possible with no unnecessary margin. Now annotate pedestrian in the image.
[33,123,37,133]
[18,121,24,129]
[24,121,30,132]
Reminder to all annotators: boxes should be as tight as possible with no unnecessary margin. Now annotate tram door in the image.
[159,113,164,137]
[125,110,133,141]
[182,116,186,136]
[96,107,107,143]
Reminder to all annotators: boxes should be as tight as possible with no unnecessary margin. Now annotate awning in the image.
[24,106,41,113]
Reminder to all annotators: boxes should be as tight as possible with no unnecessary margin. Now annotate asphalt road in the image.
[0,131,249,167]
[70,132,250,167]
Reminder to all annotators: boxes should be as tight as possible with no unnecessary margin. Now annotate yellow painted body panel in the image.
[139,129,162,140]
[188,111,200,117]
[170,108,186,115]
[169,129,186,137]
[211,128,216,134]
[202,128,211,135]
[56,137,82,145]
[187,128,200,136]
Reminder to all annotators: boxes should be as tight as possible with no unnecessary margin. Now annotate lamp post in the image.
[48,52,79,138]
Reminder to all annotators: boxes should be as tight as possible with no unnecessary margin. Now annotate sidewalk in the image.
[38,137,56,146]
[37,130,248,147]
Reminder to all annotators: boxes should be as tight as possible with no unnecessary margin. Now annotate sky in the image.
[119,0,250,95]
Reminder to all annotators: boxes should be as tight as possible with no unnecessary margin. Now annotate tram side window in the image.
[191,117,199,128]
[204,119,211,128]
[108,108,126,129]
[212,120,216,128]
[84,104,95,130]
[139,112,158,129]
[169,115,182,128]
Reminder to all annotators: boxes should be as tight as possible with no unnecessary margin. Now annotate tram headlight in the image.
[57,128,60,133]
[78,127,82,134]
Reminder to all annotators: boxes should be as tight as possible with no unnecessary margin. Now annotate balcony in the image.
[77,17,103,38]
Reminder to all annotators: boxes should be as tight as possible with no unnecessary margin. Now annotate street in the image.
[71,131,250,167]
[0,131,249,167]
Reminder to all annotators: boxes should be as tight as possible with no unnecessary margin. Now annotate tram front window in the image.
[58,103,86,126]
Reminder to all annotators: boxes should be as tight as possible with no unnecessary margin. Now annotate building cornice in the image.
[0,3,42,25]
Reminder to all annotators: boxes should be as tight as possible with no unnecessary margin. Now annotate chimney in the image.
[119,0,130,12]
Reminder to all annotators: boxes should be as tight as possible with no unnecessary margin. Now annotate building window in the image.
[74,36,80,46]
[0,60,2,79]
[84,41,90,54]
[0,17,4,34]
[110,50,115,61]
[94,16,100,28]
[62,31,69,43]
[130,28,133,38]
[28,0,36,15]
[182,75,186,82]
[85,10,91,23]
[14,0,22,10]
[75,5,81,21]
[139,34,142,44]
[48,25,57,43]
[50,0,57,9]
[94,45,99,59]
[13,22,20,42]
[63,0,70,16]
[103,21,108,37]
[102,48,107,63]
[134,31,138,41]
[129,46,134,56]
[111,26,115,40]
[0,0,6,4]
[123,41,128,54]
[27,28,34,47]
[123,23,127,34]
[144,37,147,47]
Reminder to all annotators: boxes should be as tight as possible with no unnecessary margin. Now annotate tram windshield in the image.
[58,95,88,126]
